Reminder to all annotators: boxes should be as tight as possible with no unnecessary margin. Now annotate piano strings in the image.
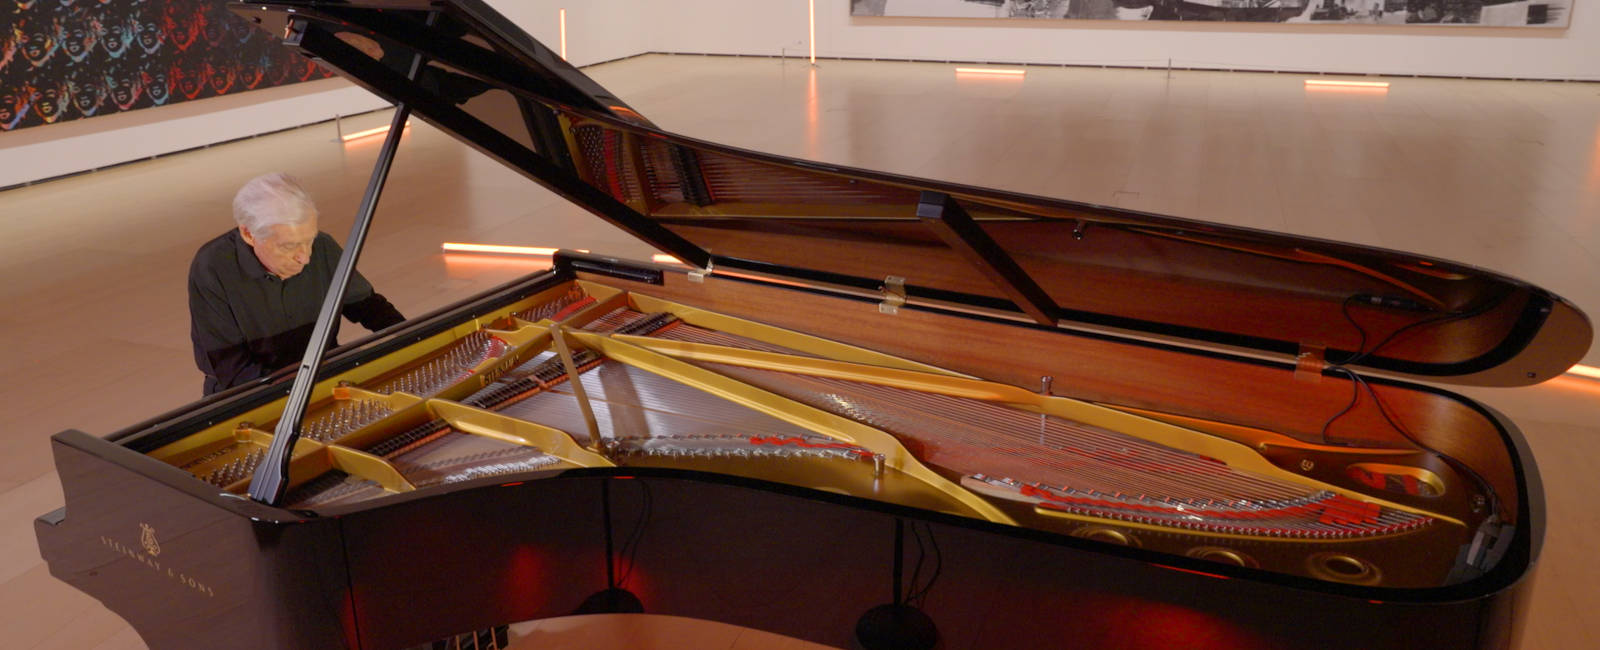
[172,284,1464,584]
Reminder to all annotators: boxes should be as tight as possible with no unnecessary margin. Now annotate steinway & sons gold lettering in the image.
[99,526,215,598]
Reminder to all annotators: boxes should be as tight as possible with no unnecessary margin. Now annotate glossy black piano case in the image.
[36,1,1591,648]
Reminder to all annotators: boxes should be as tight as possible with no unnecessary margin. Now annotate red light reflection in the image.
[501,545,553,611]
[1087,594,1275,649]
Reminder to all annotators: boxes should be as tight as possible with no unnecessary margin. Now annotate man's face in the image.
[134,12,163,54]
[0,88,31,130]
[142,65,170,105]
[238,56,267,90]
[18,19,60,67]
[201,10,229,48]
[205,57,236,95]
[69,74,105,117]
[164,1,203,52]
[97,15,132,58]
[171,61,205,99]
[35,83,67,123]
[243,220,318,280]
[62,21,95,62]
[265,50,293,85]
[105,67,142,109]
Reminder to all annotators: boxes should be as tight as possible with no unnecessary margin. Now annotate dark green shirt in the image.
[188,229,404,395]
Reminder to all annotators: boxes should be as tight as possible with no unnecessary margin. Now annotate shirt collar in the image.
[230,228,277,281]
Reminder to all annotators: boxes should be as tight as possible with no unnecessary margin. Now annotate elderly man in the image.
[189,172,405,395]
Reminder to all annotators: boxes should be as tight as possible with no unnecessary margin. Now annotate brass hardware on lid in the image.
[688,259,713,284]
[879,276,907,314]
[282,16,307,44]
[1295,344,1327,384]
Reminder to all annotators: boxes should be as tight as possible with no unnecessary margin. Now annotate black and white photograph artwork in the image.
[850,0,1573,27]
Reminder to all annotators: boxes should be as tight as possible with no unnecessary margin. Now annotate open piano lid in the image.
[232,0,1589,387]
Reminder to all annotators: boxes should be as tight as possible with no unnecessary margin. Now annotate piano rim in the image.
[54,255,1545,606]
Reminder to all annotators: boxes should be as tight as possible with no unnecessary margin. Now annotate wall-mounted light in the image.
[808,0,816,65]
[442,254,553,273]
[955,67,1027,79]
[1305,79,1390,89]
[442,243,559,256]
[559,8,568,61]
[441,243,590,256]
[1569,364,1600,380]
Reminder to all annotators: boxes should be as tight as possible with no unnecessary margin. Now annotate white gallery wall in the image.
[5,0,1596,188]
[0,0,650,188]
[646,0,1600,80]
[0,80,389,189]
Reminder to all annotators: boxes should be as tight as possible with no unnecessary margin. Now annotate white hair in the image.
[232,172,317,234]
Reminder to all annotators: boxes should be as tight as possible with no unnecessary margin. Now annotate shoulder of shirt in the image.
[190,230,240,277]
[313,231,344,255]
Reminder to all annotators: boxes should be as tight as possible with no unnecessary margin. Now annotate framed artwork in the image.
[2,0,338,132]
[850,0,1573,27]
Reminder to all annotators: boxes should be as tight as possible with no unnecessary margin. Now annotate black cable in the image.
[1338,294,1371,365]
[1318,366,1363,445]
[1348,372,1502,517]
[622,480,651,584]
[906,523,942,606]
[1321,292,1497,444]
[1336,292,1498,369]
[616,479,652,587]
[615,482,645,586]
[904,517,926,605]
[1320,292,1508,521]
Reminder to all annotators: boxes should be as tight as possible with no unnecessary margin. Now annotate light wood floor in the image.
[2,54,1598,649]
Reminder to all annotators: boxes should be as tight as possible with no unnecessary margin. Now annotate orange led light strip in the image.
[442,243,561,256]
[956,67,1026,76]
[1568,364,1600,380]
[1305,79,1390,88]
[559,8,567,60]
[443,246,688,268]
[340,121,411,142]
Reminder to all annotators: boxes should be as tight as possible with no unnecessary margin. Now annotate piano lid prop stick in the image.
[551,324,603,448]
[250,13,439,505]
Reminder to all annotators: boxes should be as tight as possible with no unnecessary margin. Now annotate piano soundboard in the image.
[146,281,1486,589]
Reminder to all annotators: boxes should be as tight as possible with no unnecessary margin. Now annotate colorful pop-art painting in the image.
[1,0,336,132]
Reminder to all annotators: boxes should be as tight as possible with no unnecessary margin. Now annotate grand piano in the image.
[34,2,1592,648]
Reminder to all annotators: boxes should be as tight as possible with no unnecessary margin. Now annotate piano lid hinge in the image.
[687,258,714,283]
[1294,343,1327,384]
[879,276,907,315]
[282,17,308,46]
